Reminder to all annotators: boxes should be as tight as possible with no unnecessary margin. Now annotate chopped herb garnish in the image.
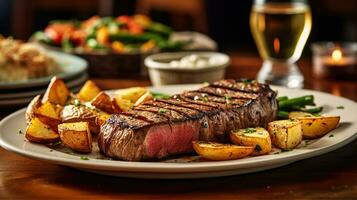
[255,145,262,152]
[242,79,252,84]
[273,152,280,155]
[52,141,62,146]
[158,108,168,113]
[73,99,81,106]
[18,129,23,134]
[224,94,232,100]
[80,156,89,160]
[336,106,344,109]
[329,134,334,138]
[244,128,256,133]
[304,140,311,147]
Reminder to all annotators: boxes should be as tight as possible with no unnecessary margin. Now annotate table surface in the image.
[1,52,356,199]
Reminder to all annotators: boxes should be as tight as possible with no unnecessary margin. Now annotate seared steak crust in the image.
[98,79,277,161]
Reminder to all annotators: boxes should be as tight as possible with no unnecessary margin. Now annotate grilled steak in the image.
[98,79,277,161]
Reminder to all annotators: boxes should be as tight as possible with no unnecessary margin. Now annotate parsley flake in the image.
[18,129,23,134]
[329,134,334,138]
[244,128,256,133]
[80,156,89,160]
[336,106,344,109]
[158,108,168,113]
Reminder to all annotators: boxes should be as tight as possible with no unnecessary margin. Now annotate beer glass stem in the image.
[257,61,304,88]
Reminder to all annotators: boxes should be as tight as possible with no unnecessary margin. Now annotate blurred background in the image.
[1,0,356,55]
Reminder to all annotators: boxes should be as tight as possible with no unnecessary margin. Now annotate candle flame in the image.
[273,38,280,54]
[332,49,342,62]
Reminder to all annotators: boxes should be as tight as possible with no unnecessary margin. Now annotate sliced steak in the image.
[98,79,277,161]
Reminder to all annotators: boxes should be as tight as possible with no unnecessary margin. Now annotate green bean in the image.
[277,111,289,119]
[277,96,288,101]
[278,95,315,109]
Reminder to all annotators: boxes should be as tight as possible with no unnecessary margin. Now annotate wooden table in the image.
[1,52,356,199]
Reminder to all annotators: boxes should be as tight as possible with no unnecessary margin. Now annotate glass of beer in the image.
[250,0,312,88]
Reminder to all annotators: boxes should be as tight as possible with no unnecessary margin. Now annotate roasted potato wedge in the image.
[58,122,92,153]
[96,112,111,127]
[114,97,133,112]
[36,101,61,120]
[91,92,121,114]
[297,116,340,139]
[25,95,41,124]
[134,91,153,106]
[115,87,148,103]
[230,127,272,155]
[25,117,59,143]
[61,104,99,133]
[192,141,254,160]
[42,77,70,106]
[34,102,62,131]
[267,119,302,150]
[77,80,101,102]
[288,111,314,119]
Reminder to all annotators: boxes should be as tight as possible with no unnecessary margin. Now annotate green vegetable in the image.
[61,38,73,52]
[336,106,344,109]
[278,95,315,110]
[277,110,289,119]
[158,108,168,113]
[86,38,108,50]
[151,92,171,99]
[277,96,288,102]
[80,156,89,160]
[244,128,256,133]
[145,22,172,38]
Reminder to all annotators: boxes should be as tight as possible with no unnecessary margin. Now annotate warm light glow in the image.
[273,38,280,54]
[332,49,342,62]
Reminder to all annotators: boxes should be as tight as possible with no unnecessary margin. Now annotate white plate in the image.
[0,51,87,89]
[0,84,356,179]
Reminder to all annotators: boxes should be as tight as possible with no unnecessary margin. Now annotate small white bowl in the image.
[145,52,230,86]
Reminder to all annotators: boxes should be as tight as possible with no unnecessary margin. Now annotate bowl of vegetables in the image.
[32,15,187,77]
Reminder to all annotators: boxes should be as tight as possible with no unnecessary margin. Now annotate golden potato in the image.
[192,141,254,161]
[60,104,99,133]
[91,91,121,114]
[36,101,61,120]
[25,117,59,143]
[58,122,92,153]
[267,119,302,150]
[114,97,133,112]
[77,80,101,102]
[288,111,314,119]
[134,91,153,106]
[297,116,340,139]
[114,87,148,103]
[42,76,70,106]
[96,112,111,127]
[25,95,41,124]
[230,127,272,155]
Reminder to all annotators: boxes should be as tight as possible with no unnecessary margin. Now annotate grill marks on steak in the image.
[99,79,278,161]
